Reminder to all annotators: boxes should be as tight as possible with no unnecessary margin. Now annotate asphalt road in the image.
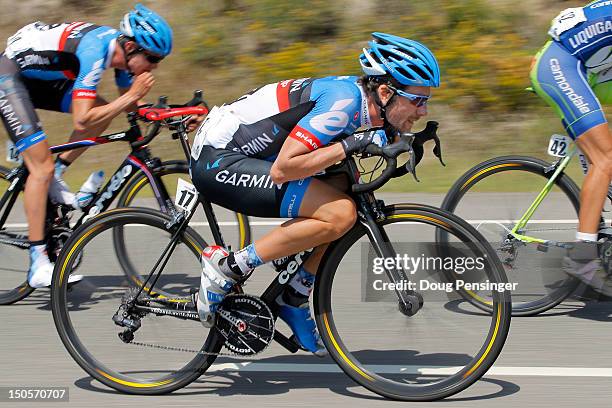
[1,193,611,408]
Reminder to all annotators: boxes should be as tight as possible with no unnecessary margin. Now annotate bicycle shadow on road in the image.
[72,350,520,401]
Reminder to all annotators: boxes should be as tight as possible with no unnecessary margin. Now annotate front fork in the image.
[357,193,423,316]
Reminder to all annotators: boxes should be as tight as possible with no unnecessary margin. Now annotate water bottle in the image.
[73,171,105,209]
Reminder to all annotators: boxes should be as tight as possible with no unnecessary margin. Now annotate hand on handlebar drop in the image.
[185,114,205,133]
[129,73,156,100]
[341,129,387,156]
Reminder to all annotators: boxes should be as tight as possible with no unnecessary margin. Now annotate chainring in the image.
[216,294,275,356]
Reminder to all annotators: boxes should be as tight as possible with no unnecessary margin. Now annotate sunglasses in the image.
[135,48,164,64]
[388,85,430,107]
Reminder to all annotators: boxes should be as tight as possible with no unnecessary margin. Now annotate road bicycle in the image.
[51,121,511,401]
[0,92,251,305]
[440,133,610,316]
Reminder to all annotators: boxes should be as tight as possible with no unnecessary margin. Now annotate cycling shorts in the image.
[0,55,51,152]
[190,145,312,218]
[530,40,607,139]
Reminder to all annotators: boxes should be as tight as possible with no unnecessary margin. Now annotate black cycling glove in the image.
[341,130,386,156]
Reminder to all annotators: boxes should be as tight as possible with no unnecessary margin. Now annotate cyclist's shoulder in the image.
[311,76,362,99]
[76,25,120,52]
[310,76,363,112]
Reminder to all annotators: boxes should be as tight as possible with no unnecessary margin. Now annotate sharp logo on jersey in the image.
[215,170,281,189]
[290,126,322,151]
[568,21,612,49]
[0,89,27,136]
[81,59,105,88]
[279,79,292,88]
[309,99,353,136]
[73,89,97,99]
[239,133,274,155]
[550,59,591,114]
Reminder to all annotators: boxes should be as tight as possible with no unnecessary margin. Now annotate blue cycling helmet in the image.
[360,32,440,87]
[120,4,173,57]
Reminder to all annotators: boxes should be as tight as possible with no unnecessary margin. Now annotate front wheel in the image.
[440,155,581,316]
[314,204,511,401]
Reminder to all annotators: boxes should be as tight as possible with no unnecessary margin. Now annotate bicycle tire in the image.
[314,204,512,401]
[51,207,224,394]
[440,155,581,316]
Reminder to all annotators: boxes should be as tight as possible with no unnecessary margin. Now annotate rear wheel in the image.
[0,165,34,305]
[51,207,224,394]
[440,156,581,316]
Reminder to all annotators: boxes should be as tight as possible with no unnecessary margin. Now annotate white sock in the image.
[576,232,598,242]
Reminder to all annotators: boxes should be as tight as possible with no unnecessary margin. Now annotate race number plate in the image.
[547,134,571,157]
[6,140,22,164]
[548,7,587,41]
[175,178,199,214]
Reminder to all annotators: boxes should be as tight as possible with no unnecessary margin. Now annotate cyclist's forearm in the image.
[271,143,345,183]
[118,87,145,112]
[74,92,139,130]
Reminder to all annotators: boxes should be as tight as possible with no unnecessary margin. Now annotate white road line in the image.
[208,362,612,378]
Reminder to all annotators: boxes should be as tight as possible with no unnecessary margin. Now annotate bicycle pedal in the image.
[536,244,549,253]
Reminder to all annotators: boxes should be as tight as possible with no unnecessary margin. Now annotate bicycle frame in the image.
[0,111,230,249]
[135,154,414,352]
[509,145,577,245]
[506,139,612,247]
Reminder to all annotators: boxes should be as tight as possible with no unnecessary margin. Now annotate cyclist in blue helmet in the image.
[359,32,440,134]
[191,32,440,356]
[119,3,173,68]
[0,4,175,288]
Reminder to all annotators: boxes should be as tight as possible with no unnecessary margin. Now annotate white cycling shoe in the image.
[27,261,83,289]
[197,246,242,328]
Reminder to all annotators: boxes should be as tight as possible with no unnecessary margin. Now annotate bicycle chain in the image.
[125,338,248,358]
[122,295,274,359]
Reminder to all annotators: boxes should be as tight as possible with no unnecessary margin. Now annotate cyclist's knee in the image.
[27,153,54,184]
[325,197,357,239]
[592,157,612,180]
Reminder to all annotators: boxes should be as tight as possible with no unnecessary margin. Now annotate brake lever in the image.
[407,146,420,182]
[432,135,445,166]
